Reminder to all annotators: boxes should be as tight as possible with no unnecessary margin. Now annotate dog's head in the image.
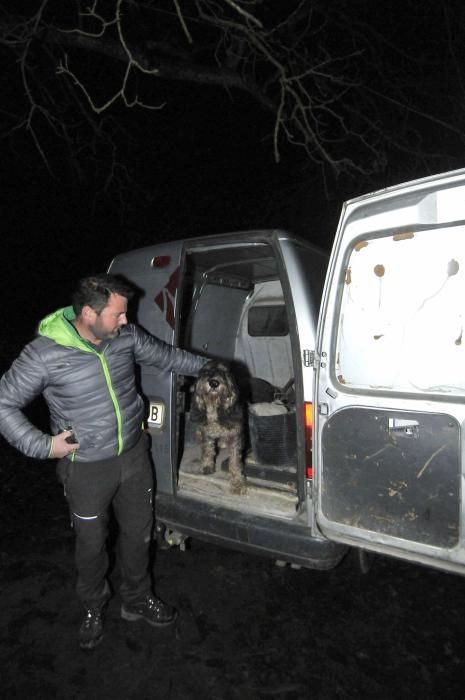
[192,360,239,418]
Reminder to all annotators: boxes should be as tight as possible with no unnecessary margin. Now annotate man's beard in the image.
[89,321,121,342]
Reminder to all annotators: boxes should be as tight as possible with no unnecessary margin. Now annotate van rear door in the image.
[314,169,465,575]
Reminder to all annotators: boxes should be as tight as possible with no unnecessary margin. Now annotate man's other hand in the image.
[50,430,80,459]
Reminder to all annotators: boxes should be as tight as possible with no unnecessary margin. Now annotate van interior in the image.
[176,243,300,518]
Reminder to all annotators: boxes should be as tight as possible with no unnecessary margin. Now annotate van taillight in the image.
[152,255,171,268]
[305,402,313,479]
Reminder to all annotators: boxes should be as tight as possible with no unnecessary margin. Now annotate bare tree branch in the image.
[1,0,464,207]
[172,0,193,44]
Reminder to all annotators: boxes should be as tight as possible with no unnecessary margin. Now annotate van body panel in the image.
[275,237,329,502]
[109,230,348,569]
[320,407,460,548]
[109,242,183,344]
[315,168,465,574]
[277,237,327,401]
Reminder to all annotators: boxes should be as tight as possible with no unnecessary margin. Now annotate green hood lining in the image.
[38,306,96,353]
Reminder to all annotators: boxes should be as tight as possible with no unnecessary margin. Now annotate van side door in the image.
[109,242,184,494]
[314,170,465,575]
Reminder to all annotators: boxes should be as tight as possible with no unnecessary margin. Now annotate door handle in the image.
[388,417,419,438]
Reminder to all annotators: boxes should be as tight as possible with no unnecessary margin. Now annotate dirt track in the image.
[1,438,465,700]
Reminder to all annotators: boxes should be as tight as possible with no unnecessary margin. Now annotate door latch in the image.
[303,349,315,367]
[388,417,419,438]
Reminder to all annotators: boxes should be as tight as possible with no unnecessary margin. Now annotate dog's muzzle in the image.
[208,379,220,389]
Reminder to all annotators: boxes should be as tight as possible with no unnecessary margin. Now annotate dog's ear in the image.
[191,385,207,421]
[223,371,239,411]
[190,390,207,423]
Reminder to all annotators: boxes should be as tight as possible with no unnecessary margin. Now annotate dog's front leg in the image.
[201,436,217,475]
[228,437,246,495]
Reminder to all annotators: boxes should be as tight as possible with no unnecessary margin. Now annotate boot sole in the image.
[121,607,177,627]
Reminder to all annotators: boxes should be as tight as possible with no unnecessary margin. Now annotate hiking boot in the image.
[79,605,105,651]
[121,594,177,627]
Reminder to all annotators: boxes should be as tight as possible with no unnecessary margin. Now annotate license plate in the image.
[147,401,165,427]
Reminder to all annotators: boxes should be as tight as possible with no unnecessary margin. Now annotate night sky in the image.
[2,0,465,351]
[1,79,313,349]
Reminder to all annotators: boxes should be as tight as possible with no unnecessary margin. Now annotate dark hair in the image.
[72,274,135,315]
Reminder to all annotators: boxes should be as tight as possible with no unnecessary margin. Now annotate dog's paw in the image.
[202,464,216,475]
[230,478,247,495]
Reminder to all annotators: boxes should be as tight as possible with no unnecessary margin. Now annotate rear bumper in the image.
[155,493,347,570]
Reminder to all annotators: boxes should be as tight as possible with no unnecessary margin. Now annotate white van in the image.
[109,168,465,576]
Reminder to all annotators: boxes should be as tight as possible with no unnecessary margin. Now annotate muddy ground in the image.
[1,436,465,700]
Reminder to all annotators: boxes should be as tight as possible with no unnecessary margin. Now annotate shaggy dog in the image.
[191,360,246,495]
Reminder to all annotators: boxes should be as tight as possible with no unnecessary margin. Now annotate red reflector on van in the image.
[305,402,313,429]
[152,255,171,268]
[304,401,313,479]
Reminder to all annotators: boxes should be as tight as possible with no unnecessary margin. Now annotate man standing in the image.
[0,274,206,650]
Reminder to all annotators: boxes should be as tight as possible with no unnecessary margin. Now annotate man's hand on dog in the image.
[50,430,80,458]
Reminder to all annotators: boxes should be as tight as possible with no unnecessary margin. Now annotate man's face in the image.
[87,293,128,342]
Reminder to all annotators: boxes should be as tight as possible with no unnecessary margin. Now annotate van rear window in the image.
[335,225,465,395]
[248,305,289,337]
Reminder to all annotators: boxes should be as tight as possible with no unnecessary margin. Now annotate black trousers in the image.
[57,433,153,607]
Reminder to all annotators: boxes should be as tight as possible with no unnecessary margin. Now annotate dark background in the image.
[2,2,465,698]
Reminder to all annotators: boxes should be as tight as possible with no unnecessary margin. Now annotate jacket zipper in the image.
[98,349,124,455]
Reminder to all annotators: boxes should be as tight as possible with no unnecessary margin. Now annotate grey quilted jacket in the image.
[0,306,206,462]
